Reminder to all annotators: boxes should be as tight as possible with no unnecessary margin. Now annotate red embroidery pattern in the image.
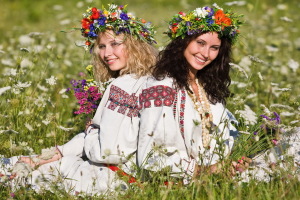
[139,85,177,108]
[107,85,139,117]
[179,90,186,138]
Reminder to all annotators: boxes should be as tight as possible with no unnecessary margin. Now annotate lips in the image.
[105,58,118,65]
[195,55,207,65]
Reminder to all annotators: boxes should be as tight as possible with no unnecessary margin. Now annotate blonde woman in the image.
[1,4,157,195]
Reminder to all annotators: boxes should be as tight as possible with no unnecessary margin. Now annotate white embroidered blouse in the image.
[58,74,146,165]
[137,77,237,175]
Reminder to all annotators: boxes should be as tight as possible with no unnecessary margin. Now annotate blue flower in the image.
[1,158,11,165]
[98,16,107,26]
[206,18,214,25]
[88,31,98,38]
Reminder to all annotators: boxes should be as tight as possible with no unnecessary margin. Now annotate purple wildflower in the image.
[186,21,192,27]
[70,79,78,87]
[120,12,129,20]
[69,79,102,115]
[260,112,281,125]
[204,7,214,17]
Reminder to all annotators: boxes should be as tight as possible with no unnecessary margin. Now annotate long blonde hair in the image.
[92,32,158,82]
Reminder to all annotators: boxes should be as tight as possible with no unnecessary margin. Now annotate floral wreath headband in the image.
[80,3,156,49]
[165,3,243,43]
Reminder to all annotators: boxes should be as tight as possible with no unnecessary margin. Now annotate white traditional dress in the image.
[0,74,146,195]
[137,77,237,179]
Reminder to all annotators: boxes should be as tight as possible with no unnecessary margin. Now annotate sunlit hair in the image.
[153,31,232,104]
[92,31,158,82]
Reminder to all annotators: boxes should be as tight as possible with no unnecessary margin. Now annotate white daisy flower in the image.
[194,7,208,18]
[46,76,57,86]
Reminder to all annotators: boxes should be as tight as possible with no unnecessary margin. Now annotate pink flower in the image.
[271,139,278,146]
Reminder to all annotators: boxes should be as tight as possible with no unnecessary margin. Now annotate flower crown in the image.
[165,4,243,42]
[81,4,156,48]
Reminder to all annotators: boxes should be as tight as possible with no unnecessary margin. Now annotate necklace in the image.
[188,79,213,148]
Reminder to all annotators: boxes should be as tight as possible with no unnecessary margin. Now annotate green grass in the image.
[0,0,299,199]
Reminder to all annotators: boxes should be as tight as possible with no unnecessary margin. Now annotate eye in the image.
[197,40,205,46]
[211,46,220,51]
[111,41,122,46]
[98,44,105,49]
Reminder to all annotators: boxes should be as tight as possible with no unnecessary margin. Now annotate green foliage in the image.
[0,0,299,199]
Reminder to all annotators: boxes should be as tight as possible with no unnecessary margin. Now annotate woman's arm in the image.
[18,147,62,168]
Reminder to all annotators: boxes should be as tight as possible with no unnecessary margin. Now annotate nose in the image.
[104,45,113,57]
[201,46,209,60]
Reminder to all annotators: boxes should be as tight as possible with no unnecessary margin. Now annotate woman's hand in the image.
[17,157,38,168]
[85,118,92,133]
[230,156,252,175]
[193,156,252,178]
[16,148,63,170]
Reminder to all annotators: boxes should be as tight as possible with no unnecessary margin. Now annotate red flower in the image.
[91,7,100,19]
[85,41,91,46]
[91,7,98,13]
[91,12,100,20]
[179,11,186,16]
[81,18,91,29]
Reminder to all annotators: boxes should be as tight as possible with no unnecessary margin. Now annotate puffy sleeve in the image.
[85,75,145,164]
[56,132,86,157]
[137,78,190,174]
[55,83,113,158]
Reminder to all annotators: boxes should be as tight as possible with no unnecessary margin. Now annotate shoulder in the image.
[144,76,175,88]
[109,74,148,91]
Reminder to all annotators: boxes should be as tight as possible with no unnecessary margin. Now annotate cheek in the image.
[99,50,105,60]
[119,49,127,61]
[211,50,219,60]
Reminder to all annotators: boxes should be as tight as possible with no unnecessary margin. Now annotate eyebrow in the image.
[197,39,220,46]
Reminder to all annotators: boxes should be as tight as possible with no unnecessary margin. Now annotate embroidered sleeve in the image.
[107,85,140,117]
[139,85,177,108]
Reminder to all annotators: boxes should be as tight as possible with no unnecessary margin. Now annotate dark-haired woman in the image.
[137,4,242,182]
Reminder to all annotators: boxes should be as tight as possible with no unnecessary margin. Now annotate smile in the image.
[195,56,207,64]
[105,58,118,65]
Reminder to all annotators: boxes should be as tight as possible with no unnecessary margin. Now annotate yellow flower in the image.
[181,13,193,21]
[86,79,94,82]
[181,15,190,21]
[84,86,89,91]
[86,8,92,12]
[86,65,93,72]
[103,10,108,16]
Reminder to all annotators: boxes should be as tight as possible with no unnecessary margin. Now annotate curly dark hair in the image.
[153,33,232,104]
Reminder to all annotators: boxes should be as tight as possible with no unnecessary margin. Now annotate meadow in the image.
[0,0,299,199]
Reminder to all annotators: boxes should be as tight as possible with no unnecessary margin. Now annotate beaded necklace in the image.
[188,79,213,148]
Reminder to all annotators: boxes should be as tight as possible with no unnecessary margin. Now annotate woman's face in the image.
[98,30,127,71]
[184,32,221,76]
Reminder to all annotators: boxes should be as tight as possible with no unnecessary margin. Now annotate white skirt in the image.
[1,155,128,195]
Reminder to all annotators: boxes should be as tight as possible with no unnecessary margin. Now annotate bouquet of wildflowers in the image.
[68,65,111,116]
[230,111,284,160]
